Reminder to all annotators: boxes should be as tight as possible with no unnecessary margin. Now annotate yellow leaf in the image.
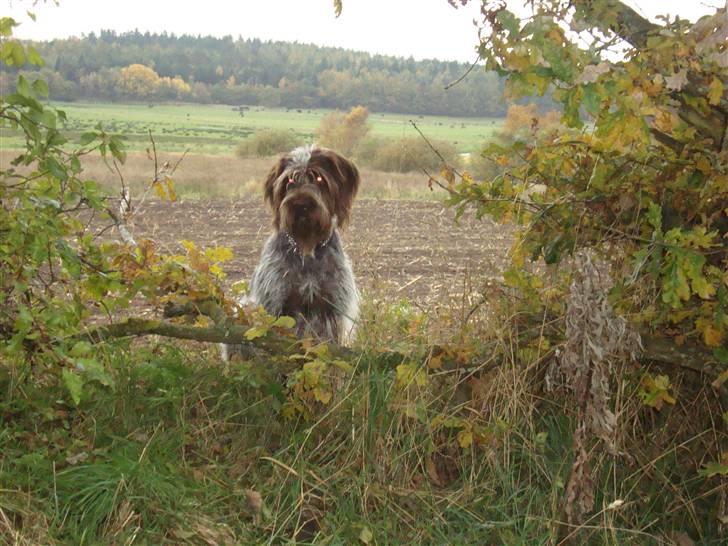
[696,157,712,175]
[153,181,166,200]
[708,77,724,106]
[205,246,234,263]
[427,353,444,369]
[359,527,373,545]
[712,368,728,390]
[395,363,428,388]
[457,429,473,449]
[702,323,725,347]
[165,177,177,201]
[313,387,332,405]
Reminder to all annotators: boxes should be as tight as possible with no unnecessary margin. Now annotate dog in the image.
[223,145,360,359]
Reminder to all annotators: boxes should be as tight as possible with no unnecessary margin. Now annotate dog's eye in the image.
[315,176,323,184]
[287,177,295,186]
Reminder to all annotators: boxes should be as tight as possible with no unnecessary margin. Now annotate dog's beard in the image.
[279,189,333,257]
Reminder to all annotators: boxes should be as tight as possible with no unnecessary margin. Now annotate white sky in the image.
[5,0,723,62]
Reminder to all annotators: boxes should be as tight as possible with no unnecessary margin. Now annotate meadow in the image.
[1,101,503,155]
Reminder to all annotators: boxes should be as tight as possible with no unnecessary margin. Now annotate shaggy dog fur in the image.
[222,145,360,359]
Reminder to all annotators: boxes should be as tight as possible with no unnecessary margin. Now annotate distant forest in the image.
[2,30,509,117]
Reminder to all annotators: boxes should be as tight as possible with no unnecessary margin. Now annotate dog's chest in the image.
[282,251,338,308]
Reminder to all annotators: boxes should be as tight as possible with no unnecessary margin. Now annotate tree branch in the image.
[579,0,659,49]
[77,317,300,354]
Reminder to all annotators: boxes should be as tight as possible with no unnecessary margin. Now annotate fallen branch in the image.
[78,317,299,354]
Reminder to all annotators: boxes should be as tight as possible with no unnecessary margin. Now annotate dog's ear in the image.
[313,149,360,228]
[263,155,289,211]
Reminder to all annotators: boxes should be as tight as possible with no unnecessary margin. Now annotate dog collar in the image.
[283,232,333,257]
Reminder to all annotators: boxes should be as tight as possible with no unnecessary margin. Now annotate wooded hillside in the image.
[2,30,510,116]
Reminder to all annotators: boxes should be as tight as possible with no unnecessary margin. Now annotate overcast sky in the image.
[5,0,722,62]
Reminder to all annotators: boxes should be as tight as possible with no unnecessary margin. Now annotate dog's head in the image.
[263,145,359,256]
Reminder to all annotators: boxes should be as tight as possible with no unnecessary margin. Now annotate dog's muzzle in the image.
[280,187,332,256]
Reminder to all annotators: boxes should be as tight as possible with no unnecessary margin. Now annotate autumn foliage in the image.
[315,105,370,156]
[447,0,727,532]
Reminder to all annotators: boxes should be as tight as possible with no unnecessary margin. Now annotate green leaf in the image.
[0,17,19,37]
[646,201,662,232]
[245,326,268,340]
[713,347,728,365]
[359,527,373,545]
[26,45,44,67]
[496,9,519,35]
[32,78,49,97]
[16,75,32,97]
[62,369,83,406]
[698,462,728,478]
[69,341,93,357]
[109,136,127,163]
[661,258,690,308]
[79,132,97,146]
[78,358,115,388]
[272,315,296,329]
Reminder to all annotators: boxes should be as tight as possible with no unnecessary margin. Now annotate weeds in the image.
[1,294,725,544]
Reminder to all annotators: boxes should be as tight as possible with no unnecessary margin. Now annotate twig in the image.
[410,121,465,178]
[444,54,482,90]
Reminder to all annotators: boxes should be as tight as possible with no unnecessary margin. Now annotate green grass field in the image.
[1,101,502,155]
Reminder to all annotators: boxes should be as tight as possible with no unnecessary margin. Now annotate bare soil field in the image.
[132,199,513,309]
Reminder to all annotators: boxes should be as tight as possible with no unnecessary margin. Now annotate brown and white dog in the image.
[225,145,360,357]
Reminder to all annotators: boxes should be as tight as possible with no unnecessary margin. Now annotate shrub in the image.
[315,105,370,156]
[355,135,460,173]
[236,128,304,158]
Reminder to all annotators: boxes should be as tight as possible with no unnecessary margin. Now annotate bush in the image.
[236,128,304,158]
[355,135,460,173]
[315,105,370,156]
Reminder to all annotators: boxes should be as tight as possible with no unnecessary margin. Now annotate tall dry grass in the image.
[0,150,439,201]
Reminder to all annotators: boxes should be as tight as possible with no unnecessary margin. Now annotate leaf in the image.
[205,246,234,263]
[712,368,728,390]
[153,181,167,200]
[69,341,93,357]
[665,70,688,91]
[31,78,48,96]
[26,45,43,67]
[395,363,428,388]
[165,177,177,201]
[662,258,690,308]
[457,429,473,449]
[575,62,610,84]
[313,387,332,404]
[62,369,83,406]
[639,374,676,410]
[702,323,725,347]
[272,315,296,329]
[646,201,662,232]
[698,461,728,477]
[245,326,268,340]
[79,132,97,146]
[359,527,373,545]
[707,77,724,106]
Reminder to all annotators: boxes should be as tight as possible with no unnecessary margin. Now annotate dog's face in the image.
[263,146,360,256]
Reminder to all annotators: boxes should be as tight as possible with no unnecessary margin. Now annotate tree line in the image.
[1,30,509,116]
